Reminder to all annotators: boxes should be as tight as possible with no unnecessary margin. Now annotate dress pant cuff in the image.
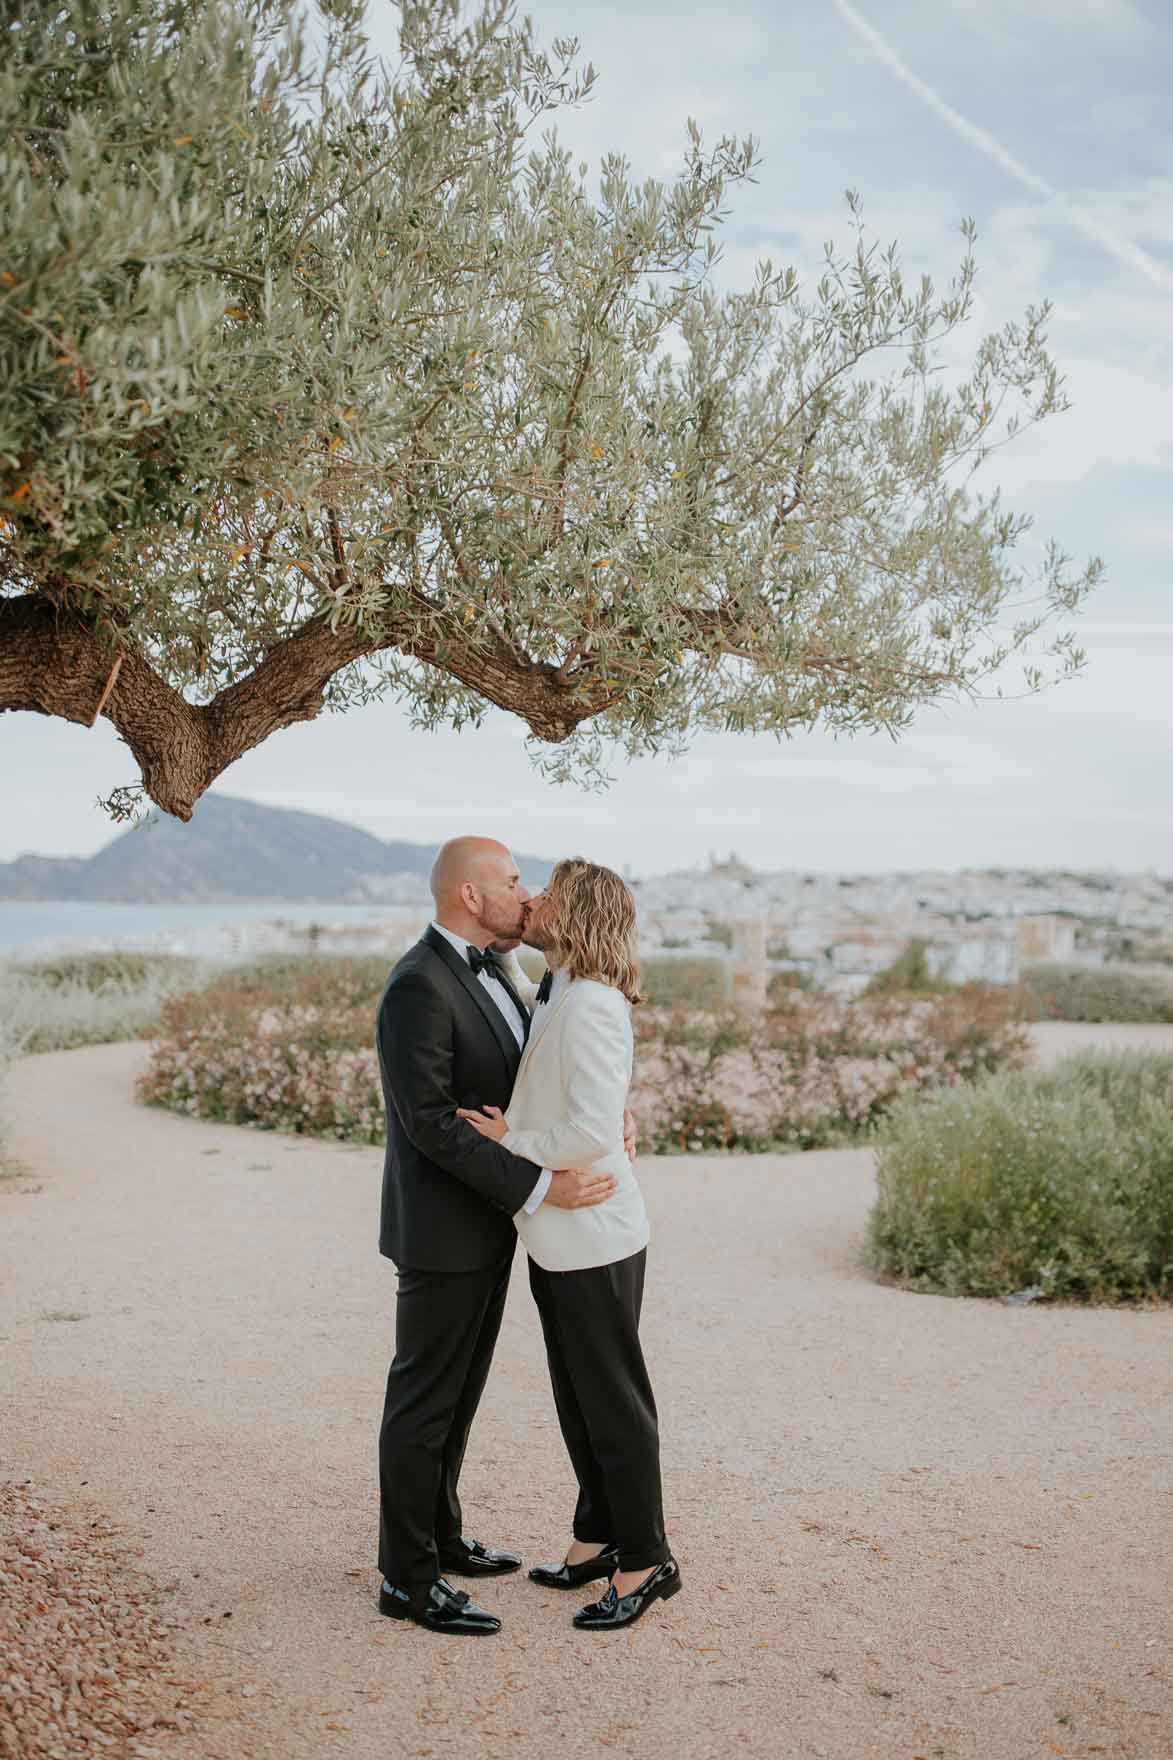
[382,1572,439,1611]
[617,1542,671,1573]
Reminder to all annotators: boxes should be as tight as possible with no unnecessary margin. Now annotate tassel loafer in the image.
[528,1545,620,1590]
[436,1537,522,1578]
[572,1557,682,1630]
[378,1577,501,1636]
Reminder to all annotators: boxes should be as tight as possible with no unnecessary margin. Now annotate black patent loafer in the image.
[572,1557,682,1630]
[378,1577,501,1635]
[528,1545,620,1590]
[436,1537,522,1578]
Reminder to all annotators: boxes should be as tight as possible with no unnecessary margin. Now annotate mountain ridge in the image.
[0,795,554,904]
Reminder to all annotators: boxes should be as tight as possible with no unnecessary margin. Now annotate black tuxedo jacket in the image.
[376,926,542,1272]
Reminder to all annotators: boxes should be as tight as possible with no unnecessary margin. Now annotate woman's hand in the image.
[456,1104,509,1143]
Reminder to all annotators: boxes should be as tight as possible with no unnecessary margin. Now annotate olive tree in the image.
[0,0,1099,820]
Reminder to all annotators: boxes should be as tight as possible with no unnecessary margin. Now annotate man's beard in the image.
[483,901,527,941]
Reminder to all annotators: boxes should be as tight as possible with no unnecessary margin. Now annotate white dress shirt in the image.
[429,922,550,1215]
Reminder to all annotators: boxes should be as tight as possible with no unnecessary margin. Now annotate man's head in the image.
[430,837,529,947]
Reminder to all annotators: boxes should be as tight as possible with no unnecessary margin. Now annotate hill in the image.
[0,795,553,903]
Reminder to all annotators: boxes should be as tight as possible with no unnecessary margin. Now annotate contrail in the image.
[830,0,1173,295]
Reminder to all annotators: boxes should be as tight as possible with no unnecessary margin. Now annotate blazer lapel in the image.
[422,926,522,1078]
[514,979,575,1084]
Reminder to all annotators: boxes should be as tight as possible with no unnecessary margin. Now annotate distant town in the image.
[4,794,1171,987]
[308,853,1173,1000]
[627,854,1173,999]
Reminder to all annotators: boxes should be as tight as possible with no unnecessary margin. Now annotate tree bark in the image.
[0,594,607,820]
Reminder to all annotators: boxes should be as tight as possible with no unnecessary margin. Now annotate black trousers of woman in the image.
[528,1247,669,1574]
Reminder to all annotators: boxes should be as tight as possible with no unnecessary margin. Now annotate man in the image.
[375,836,625,1636]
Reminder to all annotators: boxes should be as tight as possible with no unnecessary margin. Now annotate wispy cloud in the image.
[829,0,1173,295]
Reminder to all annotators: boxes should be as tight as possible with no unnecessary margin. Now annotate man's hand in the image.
[623,1106,637,1160]
[545,1168,617,1210]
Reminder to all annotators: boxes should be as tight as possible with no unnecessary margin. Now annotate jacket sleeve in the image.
[378,973,541,1217]
[501,986,631,1172]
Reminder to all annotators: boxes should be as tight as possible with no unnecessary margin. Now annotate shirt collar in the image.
[430,920,479,960]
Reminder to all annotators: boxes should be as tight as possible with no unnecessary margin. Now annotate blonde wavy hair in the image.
[538,858,644,1006]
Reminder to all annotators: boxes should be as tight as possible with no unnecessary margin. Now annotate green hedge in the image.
[865,939,952,996]
[868,1051,1173,1303]
[1019,962,1173,1023]
[641,957,727,1009]
[15,951,198,991]
[1,955,207,1054]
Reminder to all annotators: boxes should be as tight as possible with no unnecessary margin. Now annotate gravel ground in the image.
[1,1027,1171,1760]
[0,1482,245,1760]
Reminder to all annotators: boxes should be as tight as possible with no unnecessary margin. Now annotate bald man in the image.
[375,838,621,1636]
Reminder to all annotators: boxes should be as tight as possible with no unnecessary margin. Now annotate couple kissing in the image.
[374,838,680,1635]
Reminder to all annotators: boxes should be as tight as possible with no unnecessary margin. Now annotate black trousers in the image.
[377,1247,513,1604]
[528,1248,669,1574]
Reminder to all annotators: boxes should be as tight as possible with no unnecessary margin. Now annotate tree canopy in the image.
[0,0,1099,820]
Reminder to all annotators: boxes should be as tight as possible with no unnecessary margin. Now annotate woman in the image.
[458,857,681,1630]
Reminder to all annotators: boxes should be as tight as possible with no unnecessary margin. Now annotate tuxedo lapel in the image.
[422,926,523,1078]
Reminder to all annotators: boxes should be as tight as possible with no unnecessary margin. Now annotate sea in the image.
[0,901,430,962]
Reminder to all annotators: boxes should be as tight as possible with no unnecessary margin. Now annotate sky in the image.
[4,0,1171,876]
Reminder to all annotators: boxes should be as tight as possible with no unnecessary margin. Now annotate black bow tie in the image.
[467,944,503,977]
[536,969,553,1005]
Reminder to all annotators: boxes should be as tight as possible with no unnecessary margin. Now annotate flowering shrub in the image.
[138,962,386,1142]
[139,959,1028,1153]
[629,985,1028,1152]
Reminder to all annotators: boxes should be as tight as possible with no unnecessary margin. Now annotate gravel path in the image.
[1,1028,1171,1760]
[0,1481,245,1760]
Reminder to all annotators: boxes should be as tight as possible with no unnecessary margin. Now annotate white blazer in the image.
[499,974,650,1273]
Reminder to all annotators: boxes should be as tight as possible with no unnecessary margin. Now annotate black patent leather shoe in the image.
[378,1577,501,1635]
[436,1537,522,1577]
[572,1557,682,1630]
[528,1545,620,1590]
